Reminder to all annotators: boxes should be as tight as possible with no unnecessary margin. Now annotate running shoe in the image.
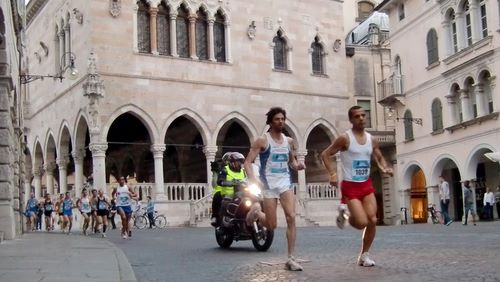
[336,209,347,229]
[128,230,132,238]
[445,220,453,226]
[102,233,106,238]
[357,252,375,267]
[122,233,127,239]
[285,256,303,271]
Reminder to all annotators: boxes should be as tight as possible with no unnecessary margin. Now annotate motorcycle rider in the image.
[211,152,247,227]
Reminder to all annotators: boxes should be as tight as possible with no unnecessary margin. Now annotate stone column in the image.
[203,146,218,194]
[149,7,159,55]
[33,168,42,199]
[44,162,56,195]
[473,83,487,117]
[441,20,452,56]
[58,30,65,68]
[169,12,178,57]
[469,1,480,43]
[56,157,68,194]
[151,144,166,200]
[64,23,71,65]
[224,21,232,63]
[455,12,466,50]
[188,14,198,59]
[460,89,473,121]
[72,149,85,196]
[24,172,32,202]
[89,143,108,193]
[207,18,216,62]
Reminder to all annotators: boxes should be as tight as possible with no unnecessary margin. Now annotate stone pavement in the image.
[0,231,136,282]
[231,222,500,282]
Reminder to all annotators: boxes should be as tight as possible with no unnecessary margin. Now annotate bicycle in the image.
[428,204,443,224]
[133,209,167,229]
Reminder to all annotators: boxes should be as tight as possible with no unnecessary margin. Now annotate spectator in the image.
[483,187,495,220]
[462,181,476,226]
[146,196,156,228]
[439,176,453,226]
[495,186,500,220]
[109,199,117,229]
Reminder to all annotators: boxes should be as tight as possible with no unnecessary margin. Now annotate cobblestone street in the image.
[109,222,500,282]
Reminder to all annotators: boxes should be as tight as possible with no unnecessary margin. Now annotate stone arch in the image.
[175,0,194,14]
[303,120,336,183]
[44,130,57,161]
[401,161,426,190]
[465,144,498,180]
[74,111,89,150]
[477,68,493,82]
[162,108,210,146]
[57,120,72,156]
[214,115,254,158]
[430,154,462,185]
[212,112,258,146]
[32,138,44,171]
[101,104,160,144]
[303,118,337,143]
[214,7,230,23]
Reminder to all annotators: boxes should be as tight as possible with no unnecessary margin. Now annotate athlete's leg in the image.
[279,190,297,257]
[262,198,277,230]
[347,198,368,229]
[360,193,377,254]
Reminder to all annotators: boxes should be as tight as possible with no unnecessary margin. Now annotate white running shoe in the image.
[357,252,375,267]
[336,209,347,229]
[285,256,303,271]
[122,233,127,239]
[102,233,106,238]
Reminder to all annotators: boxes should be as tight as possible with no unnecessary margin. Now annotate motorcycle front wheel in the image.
[215,228,234,248]
[251,225,274,251]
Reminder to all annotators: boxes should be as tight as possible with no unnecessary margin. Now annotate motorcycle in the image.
[214,182,274,251]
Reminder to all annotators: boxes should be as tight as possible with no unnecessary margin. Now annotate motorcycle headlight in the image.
[248,184,261,196]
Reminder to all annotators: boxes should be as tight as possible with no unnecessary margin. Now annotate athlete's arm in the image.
[288,138,305,171]
[321,133,348,186]
[244,136,267,183]
[111,188,117,199]
[372,137,393,176]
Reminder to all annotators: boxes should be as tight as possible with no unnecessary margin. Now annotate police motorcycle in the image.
[215,180,274,251]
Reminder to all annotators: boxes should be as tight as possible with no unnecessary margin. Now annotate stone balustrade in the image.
[307,182,339,199]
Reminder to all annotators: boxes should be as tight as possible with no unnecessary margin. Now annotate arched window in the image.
[157,2,170,56]
[431,99,443,131]
[176,4,189,58]
[54,25,60,73]
[394,56,403,94]
[137,0,151,53]
[358,1,374,21]
[273,30,287,70]
[449,10,458,53]
[195,9,208,60]
[464,77,476,118]
[60,19,66,67]
[450,84,462,123]
[426,29,439,65]
[214,11,226,62]
[480,0,488,38]
[404,110,414,140]
[480,71,494,113]
[311,36,324,74]
[463,1,472,46]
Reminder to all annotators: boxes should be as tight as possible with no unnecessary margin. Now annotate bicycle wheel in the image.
[155,215,167,228]
[134,215,148,229]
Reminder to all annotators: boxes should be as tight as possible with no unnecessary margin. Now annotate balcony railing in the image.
[378,74,405,106]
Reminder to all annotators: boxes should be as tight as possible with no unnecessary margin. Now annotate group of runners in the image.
[24,181,135,238]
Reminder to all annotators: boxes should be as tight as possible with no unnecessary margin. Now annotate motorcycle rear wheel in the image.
[215,228,234,248]
[252,226,274,251]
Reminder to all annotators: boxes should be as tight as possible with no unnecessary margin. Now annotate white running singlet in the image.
[259,133,291,189]
[340,129,373,182]
[116,185,131,207]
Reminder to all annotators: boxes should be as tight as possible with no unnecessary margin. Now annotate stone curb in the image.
[103,240,138,282]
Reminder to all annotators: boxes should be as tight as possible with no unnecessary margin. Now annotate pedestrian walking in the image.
[146,196,156,228]
[462,180,476,226]
[320,105,393,267]
[439,176,453,225]
[483,187,495,220]
[244,107,306,271]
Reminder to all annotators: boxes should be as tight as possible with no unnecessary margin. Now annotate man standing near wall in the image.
[439,176,453,226]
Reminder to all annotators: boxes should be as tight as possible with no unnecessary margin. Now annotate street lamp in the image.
[386,106,423,126]
[20,52,78,84]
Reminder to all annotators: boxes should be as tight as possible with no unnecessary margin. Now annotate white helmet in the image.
[229,152,245,162]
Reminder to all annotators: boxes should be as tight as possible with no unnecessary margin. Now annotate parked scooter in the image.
[215,181,273,251]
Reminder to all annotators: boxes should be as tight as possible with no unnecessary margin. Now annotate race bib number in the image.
[271,153,288,174]
[118,194,129,206]
[98,201,108,210]
[352,160,370,181]
[46,204,53,211]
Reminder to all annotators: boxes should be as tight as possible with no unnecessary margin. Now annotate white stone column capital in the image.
[151,144,166,157]
[56,157,69,168]
[72,149,86,161]
[44,162,56,175]
[89,143,108,157]
[203,146,218,157]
